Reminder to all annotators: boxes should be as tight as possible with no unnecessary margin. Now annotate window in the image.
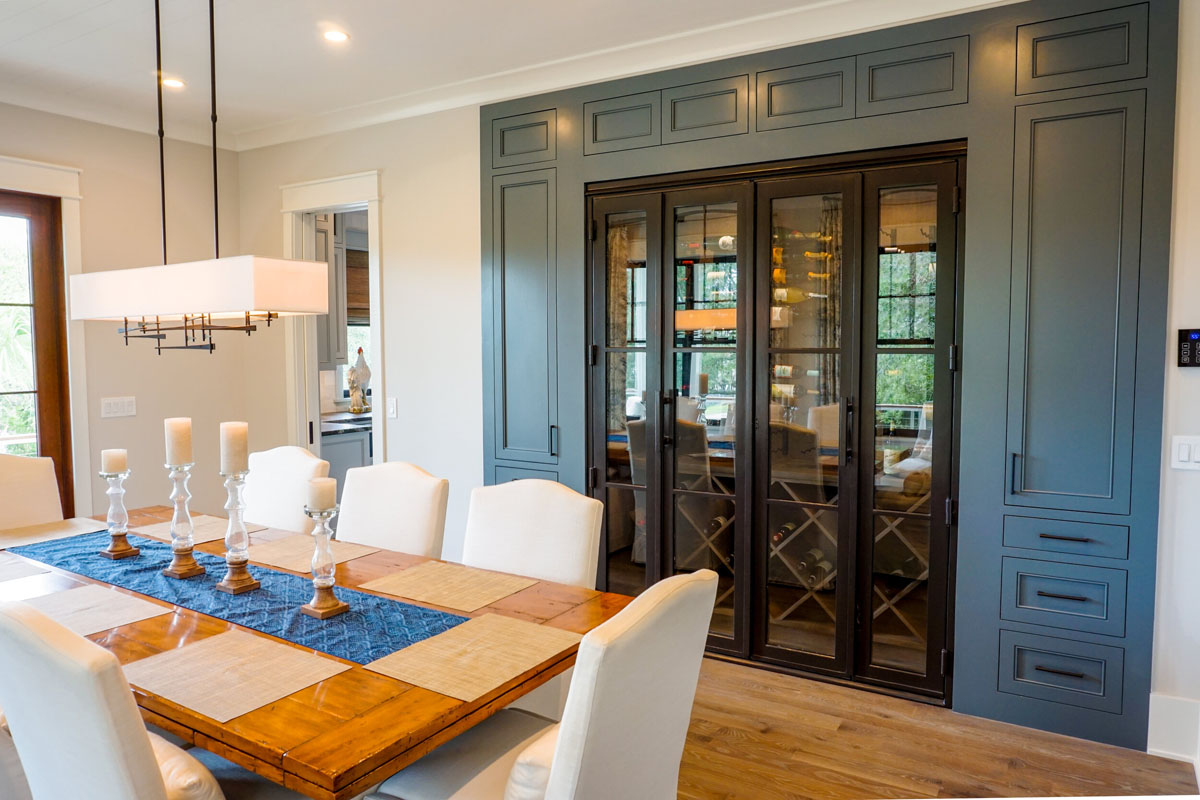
[0,190,71,513]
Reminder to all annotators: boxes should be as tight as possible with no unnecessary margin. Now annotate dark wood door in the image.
[0,190,71,515]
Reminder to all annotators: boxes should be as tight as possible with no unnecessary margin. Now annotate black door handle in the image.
[842,396,855,462]
[1009,452,1022,494]
[549,425,559,456]
[1036,590,1090,603]
[1035,665,1086,679]
[1038,533,1093,544]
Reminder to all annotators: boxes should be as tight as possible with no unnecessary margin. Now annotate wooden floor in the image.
[680,658,1198,799]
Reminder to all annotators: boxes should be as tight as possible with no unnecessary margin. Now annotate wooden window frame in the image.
[0,189,72,516]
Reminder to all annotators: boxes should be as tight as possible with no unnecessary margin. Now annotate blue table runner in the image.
[10,532,468,664]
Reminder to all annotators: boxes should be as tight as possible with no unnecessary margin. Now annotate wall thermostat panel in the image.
[1179,330,1200,367]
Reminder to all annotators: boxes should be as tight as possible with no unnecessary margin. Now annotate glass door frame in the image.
[750,173,862,677]
[589,193,664,596]
[853,161,961,697]
[660,182,754,656]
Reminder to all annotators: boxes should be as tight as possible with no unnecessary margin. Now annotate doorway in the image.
[587,146,963,699]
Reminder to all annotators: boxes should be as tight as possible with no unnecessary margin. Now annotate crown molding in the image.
[233,0,1019,152]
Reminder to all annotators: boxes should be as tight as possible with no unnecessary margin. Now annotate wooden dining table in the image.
[0,506,633,800]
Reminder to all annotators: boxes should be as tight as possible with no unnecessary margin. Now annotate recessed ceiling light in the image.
[323,30,349,43]
[161,77,185,89]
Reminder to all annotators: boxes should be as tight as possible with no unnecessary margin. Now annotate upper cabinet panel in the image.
[756,57,856,131]
[661,76,750,144]
[1006,91,1145,515]
[1017,4,1148,95]
[856,36,969,117]
[584,91,661,155]
[491,109,557,169]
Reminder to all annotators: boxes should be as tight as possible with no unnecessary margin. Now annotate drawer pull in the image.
[1034,665,1086,679]
[1036,590,1090,603]
[1038,533,1093,544]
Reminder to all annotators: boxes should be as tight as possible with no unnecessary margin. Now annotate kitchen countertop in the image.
[321,410,373,436]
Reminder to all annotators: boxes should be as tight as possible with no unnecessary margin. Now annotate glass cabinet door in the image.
[856,163,957,694]
[754,175,859,674]
[664,185,750,651]
[590,195,661,597]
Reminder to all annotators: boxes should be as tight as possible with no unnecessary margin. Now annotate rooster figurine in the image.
[347,346,371,413]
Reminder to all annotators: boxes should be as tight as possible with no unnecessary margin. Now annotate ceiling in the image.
[0,0,1017,151]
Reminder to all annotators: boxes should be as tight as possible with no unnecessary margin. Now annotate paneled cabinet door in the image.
[490,168,559,464]
[315,214,348,371]
[1005,91,1145,514]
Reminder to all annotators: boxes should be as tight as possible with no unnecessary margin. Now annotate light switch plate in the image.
[386,397,398,419]
[100,396,136,418]
[1169,435,1200,470]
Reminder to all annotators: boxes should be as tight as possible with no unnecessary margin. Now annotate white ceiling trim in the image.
[233,0,1020,152]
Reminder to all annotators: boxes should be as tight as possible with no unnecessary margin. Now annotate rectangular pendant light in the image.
[69,256,328,321]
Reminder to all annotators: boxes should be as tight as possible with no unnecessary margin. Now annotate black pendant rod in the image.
[208,0,219,258]
[154,0,167,264]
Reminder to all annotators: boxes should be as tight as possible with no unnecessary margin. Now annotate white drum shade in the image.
[69,255,328,321]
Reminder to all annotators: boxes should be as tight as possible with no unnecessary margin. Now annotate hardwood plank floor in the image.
[680,658,1198,799]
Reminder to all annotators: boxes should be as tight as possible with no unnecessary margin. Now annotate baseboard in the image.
[1147,693,1200,776]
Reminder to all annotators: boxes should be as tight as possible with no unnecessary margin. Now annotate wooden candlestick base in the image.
[215,559,260,594]
[162,549,206,579]
[301,585,349,619]
[99,533,140,560]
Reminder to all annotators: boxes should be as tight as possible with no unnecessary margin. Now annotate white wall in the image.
[236,106,483,559]
[1150,0,1200,772]
[0,101,250,516]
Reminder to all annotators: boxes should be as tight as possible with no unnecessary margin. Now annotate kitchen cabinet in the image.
[315,213,348,370]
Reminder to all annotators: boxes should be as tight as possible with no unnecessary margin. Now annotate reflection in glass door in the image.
[857,164,957,694]
[754,175,859,674]
[664,186,750,650]
[591,195,661,598]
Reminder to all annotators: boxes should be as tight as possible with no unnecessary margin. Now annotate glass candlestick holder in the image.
[162,462,205,579]
[215,471,259,594]
[300,505,349,619]
[98,469,139,560]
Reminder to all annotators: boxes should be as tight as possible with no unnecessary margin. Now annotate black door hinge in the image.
[590,218,598,241]
[587,465,599,491]
[941,648,953,677]
[951,186,962,214]
[588,343,599,366]
[948,343,959,372]
[945,497,957,526]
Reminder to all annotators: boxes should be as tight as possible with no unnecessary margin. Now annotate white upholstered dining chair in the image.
[461,479,603,589]
[337,462,449,558]
[366,569,718,800]
[244,446,330,534]
[0,601,314,800]
[0,454,63,531]
[461,479,604,720]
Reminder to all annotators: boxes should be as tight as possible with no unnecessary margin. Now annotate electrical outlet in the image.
[387,397,398,419]
[100,396,136,418]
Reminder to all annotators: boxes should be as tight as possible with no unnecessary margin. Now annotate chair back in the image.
[0,602,168,800]
[462,480,602,589]
[806,403,840,451]
[0,454,63,530]
[244,446,330,533]
[337,462,449,557]
[542,570,718,800]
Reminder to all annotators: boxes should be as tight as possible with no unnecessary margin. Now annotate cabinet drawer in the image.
[1001,557,1126,637]
[1003,515,1129,560]
[999,630,1123,713]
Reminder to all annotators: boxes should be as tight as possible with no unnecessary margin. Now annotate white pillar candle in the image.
[100,449,127,473]
[164,417,193,465]
[219,421,249,474]
[307,477,337,510]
